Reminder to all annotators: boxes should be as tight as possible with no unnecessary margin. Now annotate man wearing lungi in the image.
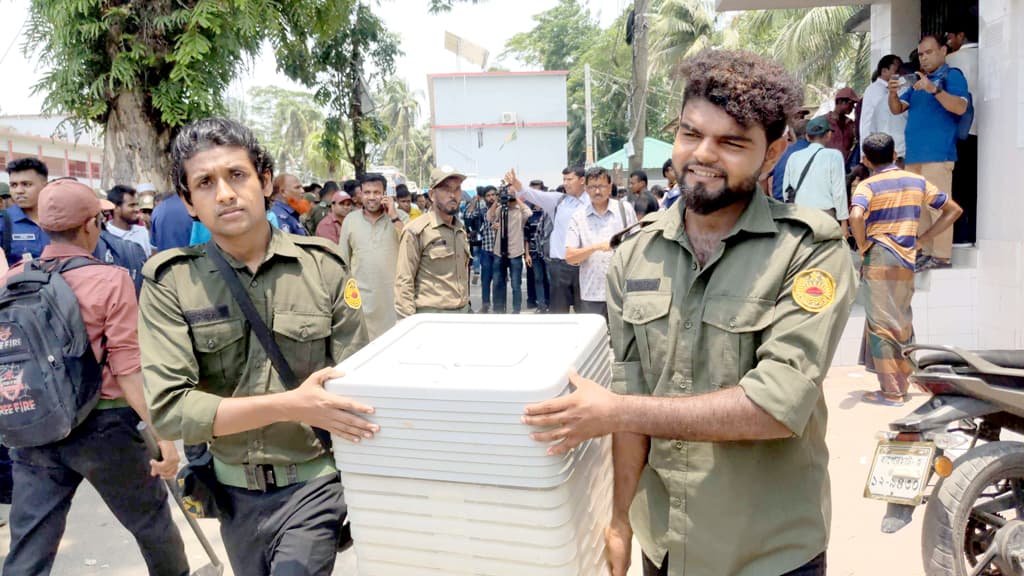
[850,132,963,406]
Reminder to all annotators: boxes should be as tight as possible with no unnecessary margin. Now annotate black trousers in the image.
[546,258,582,314]
[219,473,345,576]
[643,552,826,576]
[4,407,189,576]
[952,135,978,244]
[577,299,608,320]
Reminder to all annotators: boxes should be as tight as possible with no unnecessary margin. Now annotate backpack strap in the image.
[617,199,627,228]
[789,148,824,203]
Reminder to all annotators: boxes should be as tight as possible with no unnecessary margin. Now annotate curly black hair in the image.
[678,50,803,144]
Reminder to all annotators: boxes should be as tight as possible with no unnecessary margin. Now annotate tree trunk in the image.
[102,91,172,192]
[628,0,649,175]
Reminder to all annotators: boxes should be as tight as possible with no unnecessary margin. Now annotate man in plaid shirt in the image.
[466,186,498,313]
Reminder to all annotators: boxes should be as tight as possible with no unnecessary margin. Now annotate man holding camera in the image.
[486,185,533,314]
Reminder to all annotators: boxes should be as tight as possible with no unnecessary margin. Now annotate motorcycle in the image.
[863,345,1024,576]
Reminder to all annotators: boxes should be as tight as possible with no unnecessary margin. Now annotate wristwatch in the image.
[391,216,401,223]
[933,85,944,95]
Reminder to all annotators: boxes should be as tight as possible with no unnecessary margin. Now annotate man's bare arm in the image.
[617,387,793,441]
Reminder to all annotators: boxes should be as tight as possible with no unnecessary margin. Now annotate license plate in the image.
[864,441,936,505]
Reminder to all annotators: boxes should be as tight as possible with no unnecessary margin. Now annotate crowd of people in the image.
[0,24,978,576]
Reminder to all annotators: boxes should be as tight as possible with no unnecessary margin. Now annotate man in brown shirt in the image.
[486,191,532,314]
[827,87,859,165]
[394,166,471,317]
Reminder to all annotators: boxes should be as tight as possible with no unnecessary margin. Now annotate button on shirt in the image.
[1,205,49,266]
[607,192,856,576]
[783,143,850,220]
[566,199,637,302]
[394,210,470,317]
[138,228,367,466]
[517,188,589,260]
[270,200,307,236]
[901,64,969,164]
[860,78,908,157]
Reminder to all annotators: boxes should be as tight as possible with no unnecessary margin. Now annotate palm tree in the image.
[377,79,424,174]
[733,7,871,98]
[649,0,719,78]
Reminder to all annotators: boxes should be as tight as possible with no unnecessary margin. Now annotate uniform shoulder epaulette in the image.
[291,234,345,259]
[610,212,663,249]
[769,202,843,242]
[403,215,432,236]
[142,246,204,282]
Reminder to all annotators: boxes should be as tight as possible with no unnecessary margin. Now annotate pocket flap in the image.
[622,292,672,325]
[272,312,332,342]
[702,296,774,333]
[191,320,245,353]
[427,242,455,260]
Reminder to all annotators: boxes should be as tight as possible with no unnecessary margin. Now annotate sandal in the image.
[862,391,906,407]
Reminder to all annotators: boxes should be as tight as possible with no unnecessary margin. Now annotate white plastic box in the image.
[325,314,614,576]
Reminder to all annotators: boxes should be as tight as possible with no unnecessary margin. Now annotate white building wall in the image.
[869,1,921,65]
[974,0,1024,350]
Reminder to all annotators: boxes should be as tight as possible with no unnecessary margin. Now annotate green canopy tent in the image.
[595,137,674,171]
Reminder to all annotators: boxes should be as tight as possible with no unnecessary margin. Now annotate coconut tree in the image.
[377,79,424,174]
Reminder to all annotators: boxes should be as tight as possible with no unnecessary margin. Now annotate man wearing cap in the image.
[783,116,850,235]
[106,185,153,258]
[2,158,51,266]
[827,87,859,165]
[395,166,471,317]
[315,190,353,244]
[136,184,157,231]
[138,117,375,576]
[1,179,189,576]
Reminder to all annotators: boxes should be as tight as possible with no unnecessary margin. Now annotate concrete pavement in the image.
[0,365,932,575]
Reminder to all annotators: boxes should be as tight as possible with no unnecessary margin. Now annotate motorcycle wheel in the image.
[922,441,1024,576]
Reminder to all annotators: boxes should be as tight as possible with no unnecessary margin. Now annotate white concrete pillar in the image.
[870,0,921,65]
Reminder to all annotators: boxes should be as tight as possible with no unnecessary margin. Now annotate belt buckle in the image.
[243,464,277,492]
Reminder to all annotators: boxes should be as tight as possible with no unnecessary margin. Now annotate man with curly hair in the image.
[521,49,857,576]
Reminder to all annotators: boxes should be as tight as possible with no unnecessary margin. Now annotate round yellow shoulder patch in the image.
[343,278,362,310]
[792,269,836,313]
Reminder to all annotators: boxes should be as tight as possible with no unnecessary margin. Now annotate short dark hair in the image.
[528,179,545,188]
[482,185,498,194]
[561,165,585,178]
[359,172,387,189]
[678,49,803,143]
[629,170,648,185]
[662,158,673,176]
[584,166,611,183]
[341,179,359,195]
[322,181,340,197]
[873,55,902,81]
[790,119,809,139]
[919,33,947,49]
[650,184,665,199]
[862,133,896,166]
[107,185,136,207]
[171,117,274,204]
[6,157,48,179]
[395,184,411,199]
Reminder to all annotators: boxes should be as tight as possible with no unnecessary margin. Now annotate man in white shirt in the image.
[508,166,590,313]
[565,166,637,319]
[783,116,849,237]
[860,55,908,163]
[105,185,152,257]
[946,22,979,246]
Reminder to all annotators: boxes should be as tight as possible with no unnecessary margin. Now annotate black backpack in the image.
[0,257,106,448]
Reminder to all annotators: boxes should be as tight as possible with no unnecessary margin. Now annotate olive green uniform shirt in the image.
[138,228,368,466]
[394,210,471,318]
[607,192,856,576]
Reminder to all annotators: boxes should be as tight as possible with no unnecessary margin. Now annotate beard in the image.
[674,162,759,216]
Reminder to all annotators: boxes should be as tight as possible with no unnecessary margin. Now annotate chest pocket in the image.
[622,291,673,387]
[701,296,774,390]
[272,311,332,380]
[190,320,246,389]
[426,240,454,261]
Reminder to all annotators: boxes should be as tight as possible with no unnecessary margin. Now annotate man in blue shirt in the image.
[150,192,193,252]
[269,173,308,235]
[888,33,969,270]
[2,158,51,266]
[771,119,810,201]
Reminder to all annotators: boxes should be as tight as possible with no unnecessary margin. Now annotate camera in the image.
[498,183,511,208]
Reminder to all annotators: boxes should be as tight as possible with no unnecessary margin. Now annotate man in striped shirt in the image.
[850,133,962,405]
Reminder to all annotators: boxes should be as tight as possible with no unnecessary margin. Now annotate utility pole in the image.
[628,0,649,174]
[584,63,594,166]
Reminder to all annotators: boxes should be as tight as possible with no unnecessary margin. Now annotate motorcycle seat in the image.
[916,350,1024,371]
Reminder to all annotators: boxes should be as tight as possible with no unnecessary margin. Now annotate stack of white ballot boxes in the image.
[325,314,614,576]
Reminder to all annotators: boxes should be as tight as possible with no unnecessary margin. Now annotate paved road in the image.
[0,365,932,575]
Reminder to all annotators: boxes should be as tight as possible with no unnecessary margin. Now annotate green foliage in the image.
[370,79,433,187]
[502,0,600,72]
[25,0,275,129]
[247,86,325,180]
